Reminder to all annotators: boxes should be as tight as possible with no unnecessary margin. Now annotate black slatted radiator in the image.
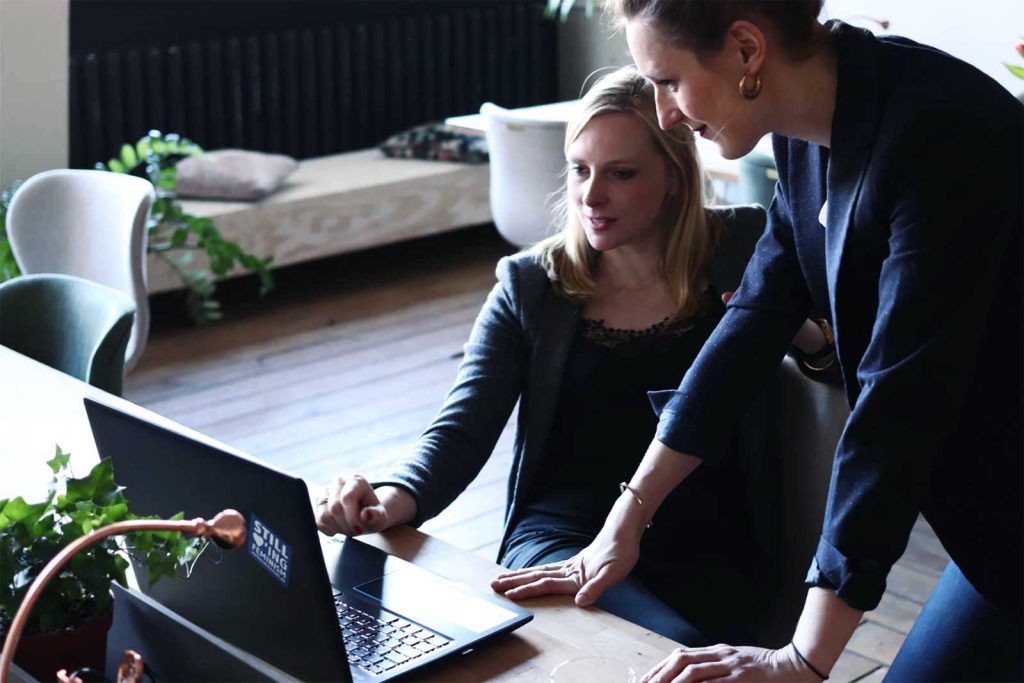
[69,0,557,169]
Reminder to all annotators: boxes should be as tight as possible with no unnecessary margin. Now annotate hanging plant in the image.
[96,130,275,322]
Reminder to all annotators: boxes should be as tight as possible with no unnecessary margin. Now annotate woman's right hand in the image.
[315,475,416,537]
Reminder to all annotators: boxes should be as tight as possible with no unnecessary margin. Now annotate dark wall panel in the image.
[69,0,558,168]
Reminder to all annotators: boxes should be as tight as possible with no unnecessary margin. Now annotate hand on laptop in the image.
[316,475,416,537]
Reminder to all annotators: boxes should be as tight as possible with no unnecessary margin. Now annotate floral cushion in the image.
[379,123,488,164]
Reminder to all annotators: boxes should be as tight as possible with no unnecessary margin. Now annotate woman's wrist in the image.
[375,485,418,528]
[605,489,651,543]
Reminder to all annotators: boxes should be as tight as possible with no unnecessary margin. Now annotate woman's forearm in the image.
[791,588,864,677]
[612,438,703,540]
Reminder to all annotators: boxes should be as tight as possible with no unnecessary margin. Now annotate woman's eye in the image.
[571,165,589,178]
[657,79,677,92]
[612,169,636,180]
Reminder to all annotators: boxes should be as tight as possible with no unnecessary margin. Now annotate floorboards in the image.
[126,226,947,681]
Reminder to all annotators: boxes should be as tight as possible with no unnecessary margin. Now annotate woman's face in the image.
[568,112,674,253]
[626,19,762,159]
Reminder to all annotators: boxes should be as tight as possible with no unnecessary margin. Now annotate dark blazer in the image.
[379,206,770,560]
[654,22,1023,611]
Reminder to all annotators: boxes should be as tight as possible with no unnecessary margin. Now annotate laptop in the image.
[84,398,532,682]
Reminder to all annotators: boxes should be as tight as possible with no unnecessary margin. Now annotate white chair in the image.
[480,102,567,247]
[7,169,155,372]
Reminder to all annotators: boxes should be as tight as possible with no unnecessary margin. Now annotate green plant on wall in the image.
[0,448,202,636]
[544,0,597,21]
[1006,38,1024,80]
[98,131,274,322]
[0,131,274,323]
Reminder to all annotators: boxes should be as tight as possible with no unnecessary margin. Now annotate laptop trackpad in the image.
[353,570,518,634]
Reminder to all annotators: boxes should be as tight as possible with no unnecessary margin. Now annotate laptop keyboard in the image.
[334,596,452,676]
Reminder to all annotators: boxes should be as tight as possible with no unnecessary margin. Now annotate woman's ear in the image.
[725,19,768,74]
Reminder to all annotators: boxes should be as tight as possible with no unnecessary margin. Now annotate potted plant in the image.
[0,448,202,679]
[0,131,275,324]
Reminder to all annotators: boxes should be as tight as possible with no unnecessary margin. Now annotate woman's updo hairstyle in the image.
[605,0,824,59]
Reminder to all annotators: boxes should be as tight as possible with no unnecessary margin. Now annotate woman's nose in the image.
[582,178,606,207]
[655,94,686,131]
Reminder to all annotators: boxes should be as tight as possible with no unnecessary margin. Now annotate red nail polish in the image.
[353,525,363,535]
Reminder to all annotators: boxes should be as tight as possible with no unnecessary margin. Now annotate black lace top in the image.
[514,295,762,564]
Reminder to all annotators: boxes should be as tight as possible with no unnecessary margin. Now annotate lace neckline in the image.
[580,315,697,348]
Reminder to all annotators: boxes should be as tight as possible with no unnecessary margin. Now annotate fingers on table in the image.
[490,564,580,599]
[644,648,730,683]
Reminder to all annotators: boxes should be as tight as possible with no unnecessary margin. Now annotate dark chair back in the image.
[706,205,849,646]
[0,274,135,395]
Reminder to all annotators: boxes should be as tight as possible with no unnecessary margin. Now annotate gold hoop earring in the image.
[739,72,762,99]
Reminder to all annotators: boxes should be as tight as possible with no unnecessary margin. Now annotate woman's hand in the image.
[641,644,819,683]
[490,525,640,607]
[315,475,416,537]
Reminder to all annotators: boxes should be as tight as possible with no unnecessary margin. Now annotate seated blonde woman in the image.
[317,66,775,645]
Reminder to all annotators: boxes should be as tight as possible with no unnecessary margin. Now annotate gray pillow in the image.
[175,149,299,201]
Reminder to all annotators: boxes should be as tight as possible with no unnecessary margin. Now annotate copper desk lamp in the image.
[0,510,246,683]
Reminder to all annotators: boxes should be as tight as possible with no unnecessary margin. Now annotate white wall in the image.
[557,0,1024,100]
[0,0,69,187]
[823,0,1024,96]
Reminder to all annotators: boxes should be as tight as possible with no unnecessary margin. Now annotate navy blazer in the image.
[655,22,1023,611]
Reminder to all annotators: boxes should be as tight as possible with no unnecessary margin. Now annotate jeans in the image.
[886,560,1023,682]
[500,528,762,647]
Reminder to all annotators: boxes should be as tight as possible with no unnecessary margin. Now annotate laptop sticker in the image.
[248,514,292,586]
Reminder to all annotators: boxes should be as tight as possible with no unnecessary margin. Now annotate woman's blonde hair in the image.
[532,65,717,321]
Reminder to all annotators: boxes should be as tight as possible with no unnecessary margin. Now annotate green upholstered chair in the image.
[0,274,136,395]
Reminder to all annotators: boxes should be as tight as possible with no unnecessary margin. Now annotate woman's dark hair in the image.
[605,0,824,57]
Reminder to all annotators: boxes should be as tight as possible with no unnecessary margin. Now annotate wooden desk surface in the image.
[3,346,681,681]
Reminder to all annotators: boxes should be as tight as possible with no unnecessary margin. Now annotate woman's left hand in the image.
[641,644,819,683]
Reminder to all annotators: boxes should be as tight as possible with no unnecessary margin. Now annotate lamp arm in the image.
[0,510,246,683]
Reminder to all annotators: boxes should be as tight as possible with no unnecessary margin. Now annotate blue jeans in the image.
[886,561,1023,682]
[500,529,762,647]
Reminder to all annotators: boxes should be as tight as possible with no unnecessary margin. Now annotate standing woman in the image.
[494,2,1023,680]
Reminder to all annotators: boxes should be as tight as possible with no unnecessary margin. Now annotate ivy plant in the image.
[0,181,20,282]
[0,448,203,636]
[97,130,275,322]
[544,0,597,21]
[0,131,274,323]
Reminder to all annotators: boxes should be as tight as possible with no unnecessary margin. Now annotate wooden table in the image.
[445,99,775,186]
[2,346,681,681]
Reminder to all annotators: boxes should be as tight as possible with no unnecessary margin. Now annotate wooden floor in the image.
[126,227,948,682]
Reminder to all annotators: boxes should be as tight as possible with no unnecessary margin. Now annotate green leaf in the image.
[1005,63,1024,79]
[1,498,49,527]
[107,158,126,174]
[171,227,188,247]
[46,445,72,474]
[63,458,117,505]
[120,143,138,168]
[559,0,575,21]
